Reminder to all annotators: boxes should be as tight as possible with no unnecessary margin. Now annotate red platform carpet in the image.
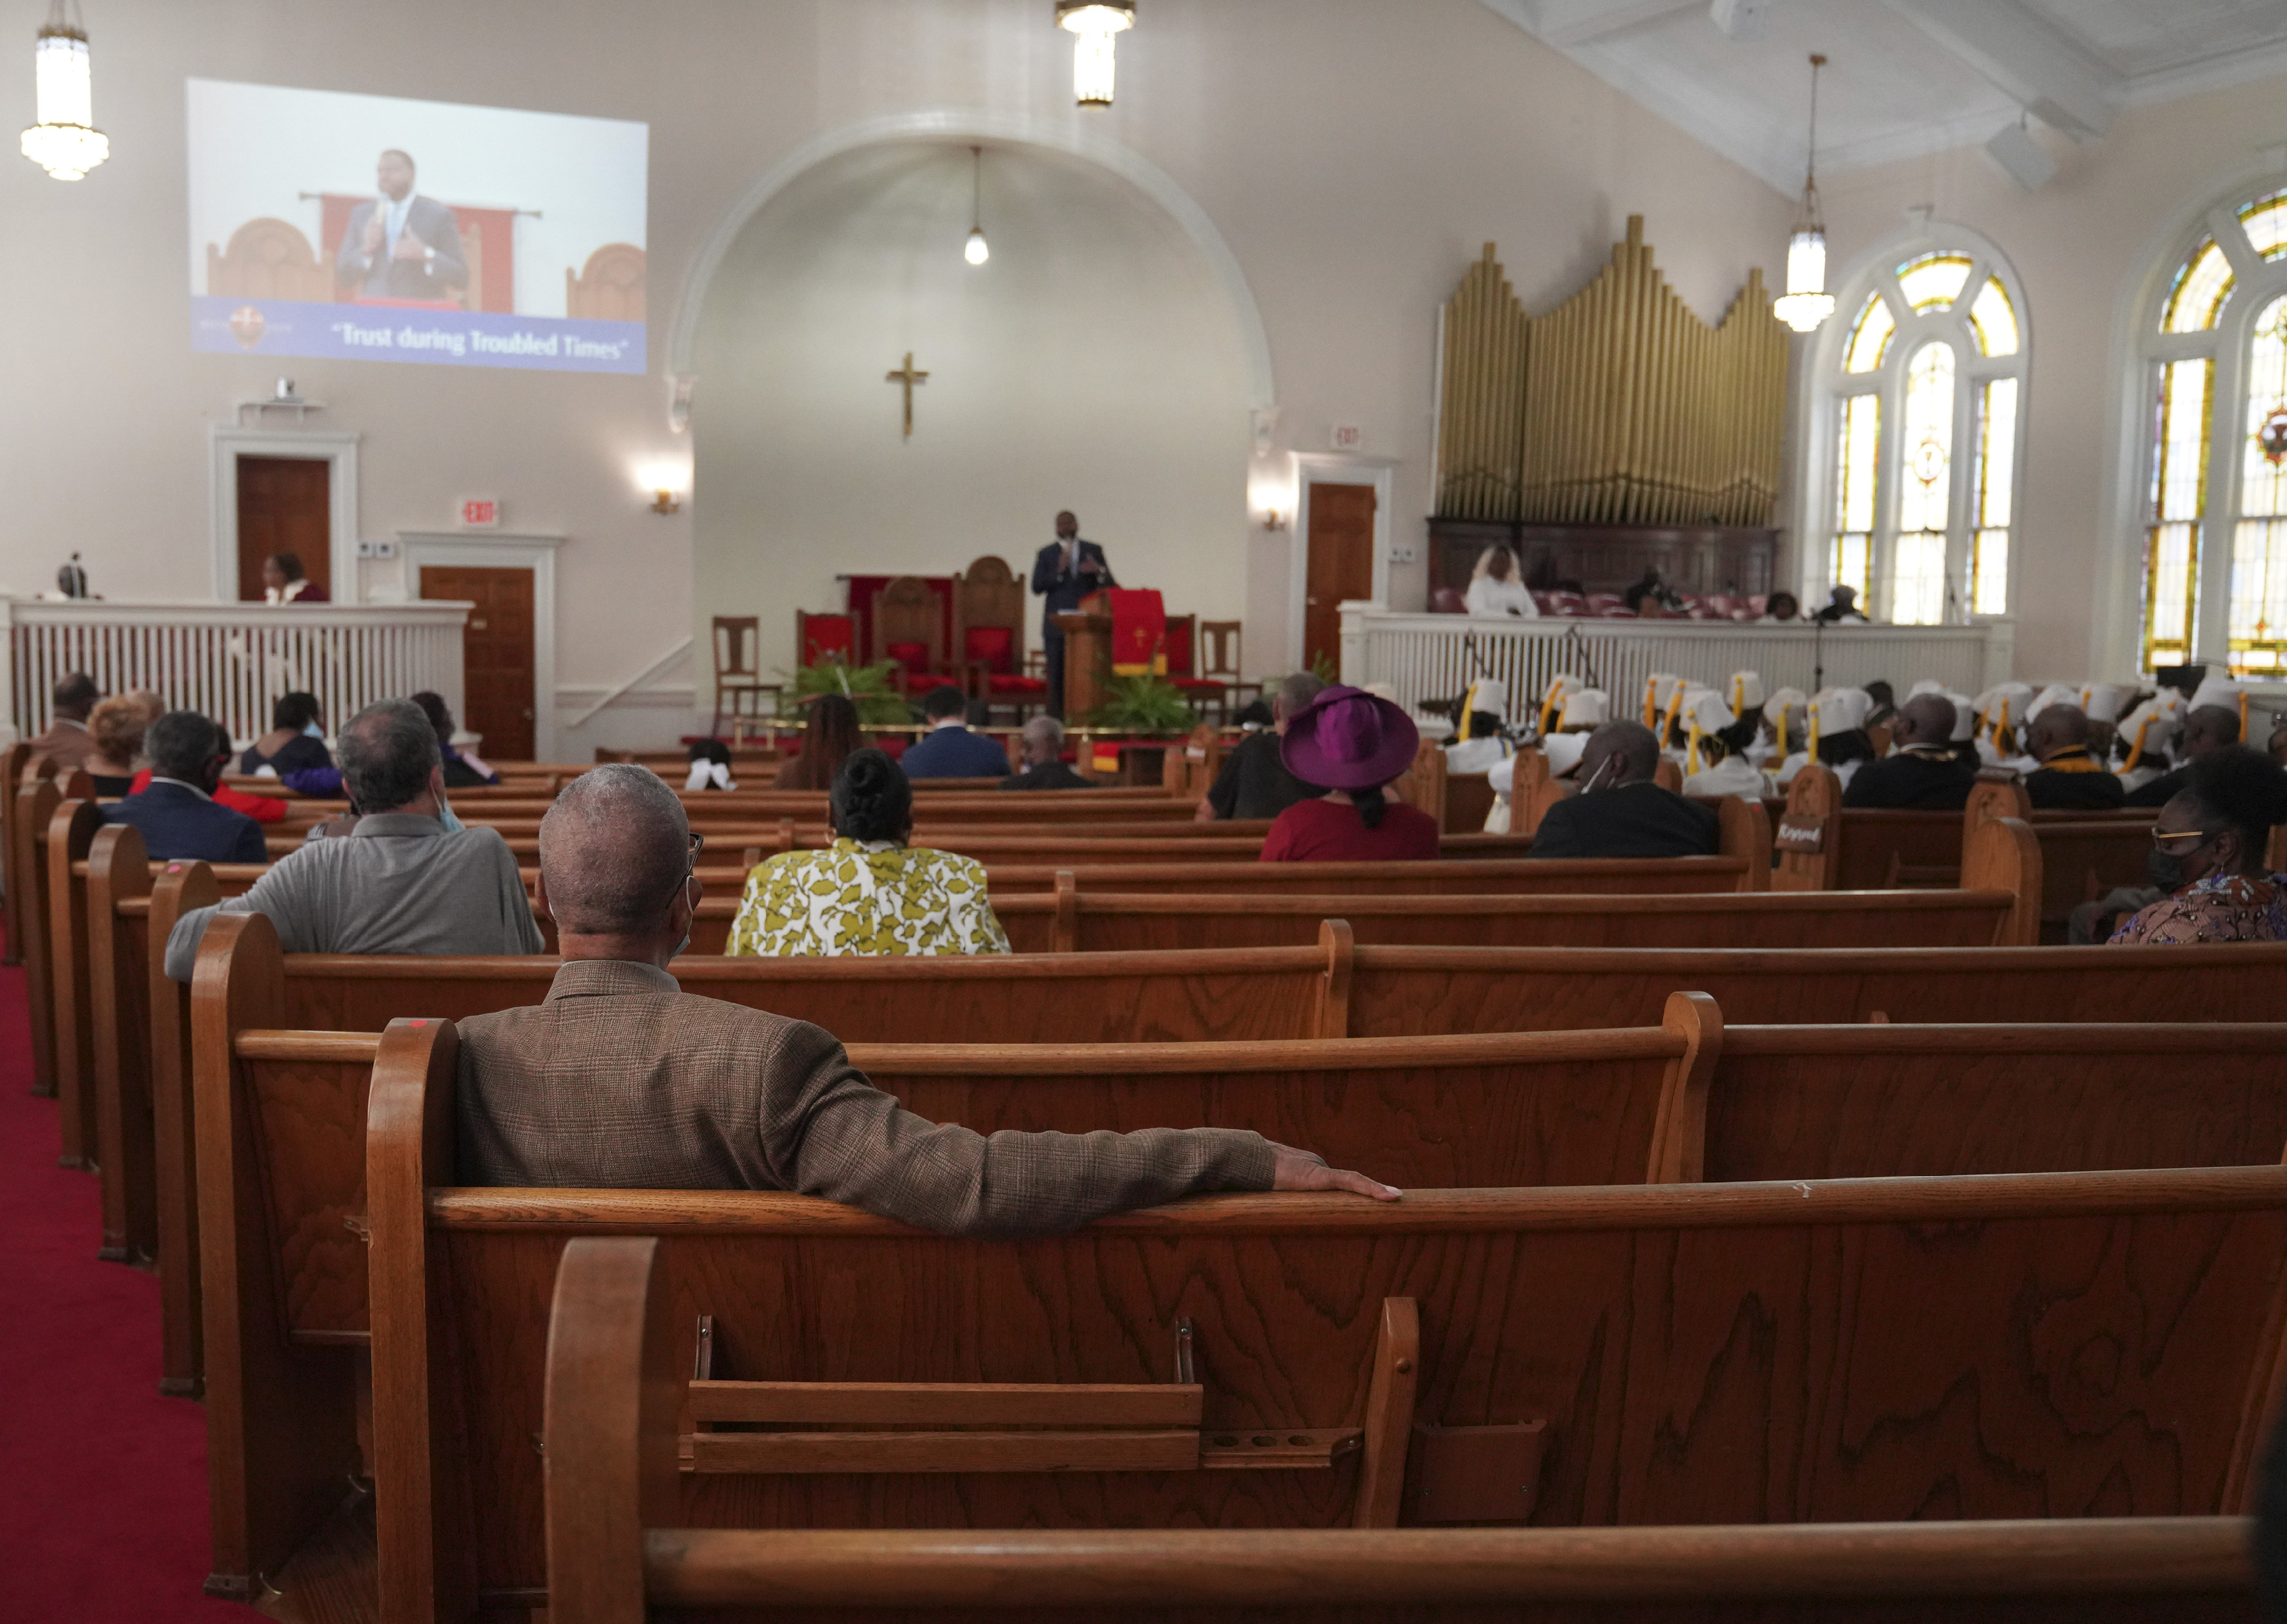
[0,964,255,1622]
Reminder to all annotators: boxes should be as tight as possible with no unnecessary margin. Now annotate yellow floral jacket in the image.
[725,838,1011,957]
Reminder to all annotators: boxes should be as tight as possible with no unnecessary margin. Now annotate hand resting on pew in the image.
[463,766,1399,1235]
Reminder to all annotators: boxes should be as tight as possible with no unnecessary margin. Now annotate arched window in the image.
[1817,239,2027,625]
[2135,185,2287,675]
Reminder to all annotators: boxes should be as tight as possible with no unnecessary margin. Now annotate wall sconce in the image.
[1260,507,1288,532]
[650,489,682,515]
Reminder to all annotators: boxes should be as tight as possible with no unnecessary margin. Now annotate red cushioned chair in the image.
[870,575,955,697]
[795,610,856,667]
[1429,587,1467,614]
[1547,591,1589,617]
[1163,613,1230,719]
[952,555,1047,719]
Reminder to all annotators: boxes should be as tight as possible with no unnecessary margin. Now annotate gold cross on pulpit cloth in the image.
[885,352,929,439]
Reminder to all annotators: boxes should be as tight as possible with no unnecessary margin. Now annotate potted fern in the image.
[779,657,915,728]
[1084,673,1200,786]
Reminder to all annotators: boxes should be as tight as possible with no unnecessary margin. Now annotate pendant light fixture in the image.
[963,145,990,266]
[1056,1,1134,108]
[21,0,107,181]
[1772,52,1836,335]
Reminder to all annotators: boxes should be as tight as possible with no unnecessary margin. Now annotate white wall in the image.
[1816,74,2287,683]
[692,140,1251,689]
[0,0,1795,747]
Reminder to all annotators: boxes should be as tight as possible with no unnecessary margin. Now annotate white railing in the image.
[4,597,469,749]
[1341,603,2016,716]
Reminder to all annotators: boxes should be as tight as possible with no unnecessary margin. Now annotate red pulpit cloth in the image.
[1109,589,1167,676]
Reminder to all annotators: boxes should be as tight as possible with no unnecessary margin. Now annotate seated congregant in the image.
[729,748,1009,955]
[1844,692,1977,809]
[2023,704,2127,810]
[1774,688,1877,790]
[1000,715,1094,790]
[2108,747,2287,945]
[239,691,332,777]
[1529,721,1719,860]
[103,709,267,864]
[1259,686,1440,862]
[2125,703,2240,807]
[27,672,100,770]
[458,762,1397,1221]
[774,694,861,789]
[130,722,288,824]
[413,691,500,786]
[1679,692,1770,799]
[684,738,735,792]
[900,684,1012,779]
[1812,585,1868,623]
[1760,592,1800,623]
[164,697,543,979]
[1464,546,1538,618]
[261,551,328,604]
[84,691,158,796]
[1198,671,1325,821]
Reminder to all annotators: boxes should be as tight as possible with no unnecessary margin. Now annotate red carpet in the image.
[0,964,257,1622]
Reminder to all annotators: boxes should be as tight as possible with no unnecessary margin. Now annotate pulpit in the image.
[1051,591,1115,722]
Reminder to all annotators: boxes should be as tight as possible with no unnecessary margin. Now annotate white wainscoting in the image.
[2,597,467,749]
[1341,604,2016,715]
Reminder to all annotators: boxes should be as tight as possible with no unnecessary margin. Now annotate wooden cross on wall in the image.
[885,352,929,439]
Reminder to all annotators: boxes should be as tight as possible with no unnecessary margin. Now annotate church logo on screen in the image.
[229,305,266,349]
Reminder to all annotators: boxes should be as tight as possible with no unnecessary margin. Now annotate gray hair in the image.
[1023,715,1065,753]
[147,709,223,782]
[538,763,691,935]
[338,698,442,813]
[1274,671,1326,722]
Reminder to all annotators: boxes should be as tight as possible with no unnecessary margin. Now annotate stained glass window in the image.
[2240,188,2287,261]
[2231,295,2287,666]
[1844,291,1894,374]
[2142,358,2210,671]
[1972,377,2017,615]
[2162,237,2235,334]
[1968,277,2017,358]
[1889,342,1955,624]
[1833,392,1878,600]
[1895,253,1972,314]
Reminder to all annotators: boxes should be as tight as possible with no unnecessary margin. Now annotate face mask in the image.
[303,722,325,738]
[434,790,464,833]
[2146,845,2192,893]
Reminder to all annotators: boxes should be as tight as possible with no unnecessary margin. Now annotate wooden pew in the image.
[542,1235,2256,1624]
[12,769,84,1110]
[0,738,31,963]
[362,1027,2287,1618]
[45,793,104,1168]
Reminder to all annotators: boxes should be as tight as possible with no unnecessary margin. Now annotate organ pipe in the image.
[1433,218,1789,528]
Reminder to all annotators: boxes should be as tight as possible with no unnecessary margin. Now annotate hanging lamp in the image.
[21,0,107,181]
[1056,1,1134,108]
[1772,52,1835,335]
[963,145,990,265]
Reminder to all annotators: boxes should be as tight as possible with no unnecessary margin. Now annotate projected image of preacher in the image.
[335,148,467,301]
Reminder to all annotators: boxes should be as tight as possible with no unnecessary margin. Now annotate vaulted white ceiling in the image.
[1481,0,2287,194]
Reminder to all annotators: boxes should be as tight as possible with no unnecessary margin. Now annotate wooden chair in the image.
[564,243,646,322]
[949,554,1046,718]
[204,217,332,301]
[358,1024,2287,1619]
[707,614,780,738]
[1197,619,1255,711]
[869,575,951,696]
[541,1236,2254,1622]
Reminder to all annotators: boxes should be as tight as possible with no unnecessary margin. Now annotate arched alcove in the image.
[688,131,1261,692]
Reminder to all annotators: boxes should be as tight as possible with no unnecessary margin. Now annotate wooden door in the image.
[419,566,535,760]
[235,457,331,602]
[1305,482,1377,671]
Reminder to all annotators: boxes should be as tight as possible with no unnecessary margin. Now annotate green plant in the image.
[1307,649,1338,683]
[1085,672,1197,733]
[778,657,915,727]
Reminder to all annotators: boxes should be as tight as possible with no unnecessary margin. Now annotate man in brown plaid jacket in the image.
[457,764,1398,1236]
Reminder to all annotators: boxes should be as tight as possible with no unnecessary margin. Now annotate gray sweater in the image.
[164,811,544,980]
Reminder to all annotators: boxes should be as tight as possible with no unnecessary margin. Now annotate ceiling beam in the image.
[1877,0,2123,140]
[1478,0,1704,51]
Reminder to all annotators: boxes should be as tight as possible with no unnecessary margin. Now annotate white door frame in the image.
[1288,454,1396,670]
[398,529,563,762]
[209,426,361,603]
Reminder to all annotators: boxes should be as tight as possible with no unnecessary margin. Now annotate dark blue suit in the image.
[104,780,268,864]
[1031,538,1115,718]
[900,726,1012,780]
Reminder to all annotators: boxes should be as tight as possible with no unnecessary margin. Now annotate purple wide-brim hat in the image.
[1280,684,1421,791]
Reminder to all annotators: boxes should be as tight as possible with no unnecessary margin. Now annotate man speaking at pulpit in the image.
[1031,509,1115,718]
[335,148,469,300]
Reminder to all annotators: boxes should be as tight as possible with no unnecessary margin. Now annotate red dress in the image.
[1259,797,1441,862]
[127,769,287,824]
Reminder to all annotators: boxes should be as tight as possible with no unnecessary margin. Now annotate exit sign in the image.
[460,497,500,528]
[1329,423,1363,451]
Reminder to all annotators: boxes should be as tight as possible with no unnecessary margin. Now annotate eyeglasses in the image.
[2149,825,2215,847]
[663,830,704,916]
